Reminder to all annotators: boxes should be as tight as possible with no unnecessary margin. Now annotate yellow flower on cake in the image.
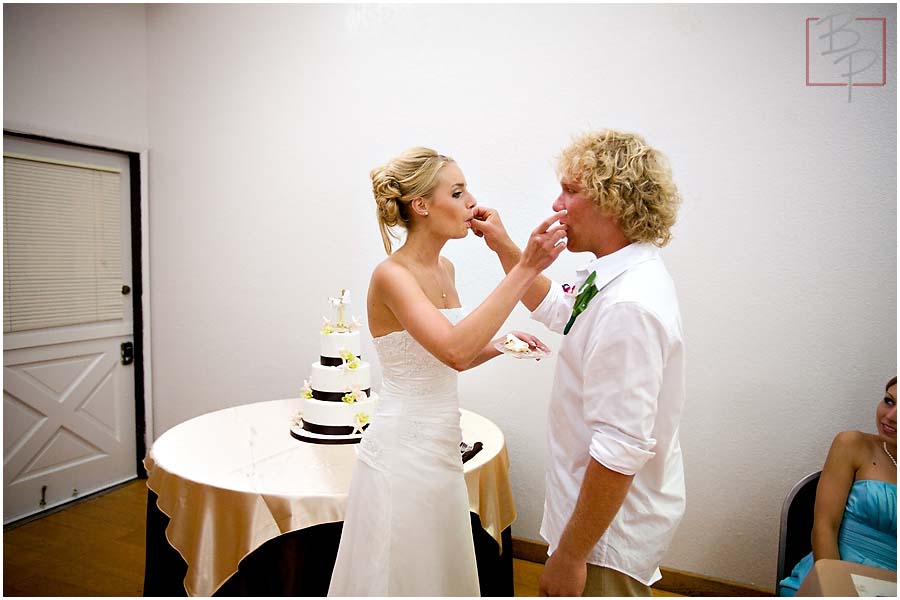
[353,412,370,433]
[339,349,360,371]
[321,317,334,335]
[342,385,367,404]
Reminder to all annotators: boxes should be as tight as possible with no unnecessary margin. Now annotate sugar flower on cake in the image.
[301,379,313,399]
[349,316,362,332]
[291,409,303,427]
[353,412,370,433]
[321,317,334,335]
[342,385,367,404]
[339,348,360,371]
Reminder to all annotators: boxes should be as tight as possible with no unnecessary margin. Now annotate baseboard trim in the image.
[511,537,773,596]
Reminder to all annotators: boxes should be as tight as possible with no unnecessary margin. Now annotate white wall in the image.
[5,3,896,591]
[3,3,148,150]
[2,3,156,457]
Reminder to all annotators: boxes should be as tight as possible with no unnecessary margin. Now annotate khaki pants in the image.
[582,564,653,597]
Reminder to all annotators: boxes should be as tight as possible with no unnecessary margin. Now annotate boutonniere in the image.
[564,271,599,335]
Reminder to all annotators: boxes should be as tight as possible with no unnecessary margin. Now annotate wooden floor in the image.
[4,479,147,596]
[4,479,679,596]
[512,558,680,597]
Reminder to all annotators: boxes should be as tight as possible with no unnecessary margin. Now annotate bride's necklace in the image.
[434,272,448,307]
[883,442,897,467]
[410,249,447,307]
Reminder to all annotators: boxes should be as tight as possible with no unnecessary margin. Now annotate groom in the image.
[471,129,686,596]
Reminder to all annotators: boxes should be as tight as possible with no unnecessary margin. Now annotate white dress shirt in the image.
[531,242,686,586]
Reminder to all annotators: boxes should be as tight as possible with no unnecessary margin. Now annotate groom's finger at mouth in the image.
[534,210,567,234]
[545,223,568,236]
[547,228,568,245]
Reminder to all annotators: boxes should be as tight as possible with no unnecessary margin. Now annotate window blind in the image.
[3,154,123,333]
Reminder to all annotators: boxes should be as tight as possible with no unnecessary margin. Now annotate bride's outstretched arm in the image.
[463,330,550,370]
[470,206,554,312]
[373,211,566,371]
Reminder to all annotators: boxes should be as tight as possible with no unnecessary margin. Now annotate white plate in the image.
[493,340,550,360]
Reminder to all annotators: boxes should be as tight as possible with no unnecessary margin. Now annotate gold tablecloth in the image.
[144,400,516,597]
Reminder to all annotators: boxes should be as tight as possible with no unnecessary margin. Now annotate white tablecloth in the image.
[145,399,516,596]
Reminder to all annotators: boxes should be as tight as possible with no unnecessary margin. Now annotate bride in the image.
[327,147,567,596]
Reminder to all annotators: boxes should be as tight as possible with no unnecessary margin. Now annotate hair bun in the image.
[371,167,402,203]
[370,147,453,255]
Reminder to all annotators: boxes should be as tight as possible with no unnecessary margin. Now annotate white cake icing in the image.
[503,333,530,353]
[320,331,361,359]
[309,362,371,393]
[301,394,378,426]
[292,289,378,444]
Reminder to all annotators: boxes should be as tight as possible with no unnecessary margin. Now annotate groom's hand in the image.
[539,550,587,596]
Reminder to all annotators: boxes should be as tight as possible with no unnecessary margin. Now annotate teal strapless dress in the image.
[779,479,897,596]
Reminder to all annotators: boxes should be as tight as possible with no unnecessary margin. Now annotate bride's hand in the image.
[519,210,567,273]
[508,331,551,354]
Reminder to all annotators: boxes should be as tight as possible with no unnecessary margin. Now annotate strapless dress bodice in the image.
[371,307,465,420]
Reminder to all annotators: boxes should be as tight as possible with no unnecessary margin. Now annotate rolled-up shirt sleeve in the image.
[583,302,669,476]
[530,281,575,334]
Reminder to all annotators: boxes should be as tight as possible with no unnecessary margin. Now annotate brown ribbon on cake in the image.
[319,355,361,367]
[302,421,370,435]
[311,388,372,402]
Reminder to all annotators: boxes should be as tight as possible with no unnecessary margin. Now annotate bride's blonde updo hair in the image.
[371,147,454,254]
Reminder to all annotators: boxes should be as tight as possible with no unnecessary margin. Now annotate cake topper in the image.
[322,289,361,334]
[329,289,351,329]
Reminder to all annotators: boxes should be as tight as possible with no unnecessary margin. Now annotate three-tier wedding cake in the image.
[290,290,378,444]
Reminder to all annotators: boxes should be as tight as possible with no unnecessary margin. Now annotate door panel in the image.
[3,134,136,523]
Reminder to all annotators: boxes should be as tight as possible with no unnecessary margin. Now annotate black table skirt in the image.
[143,490,513,596]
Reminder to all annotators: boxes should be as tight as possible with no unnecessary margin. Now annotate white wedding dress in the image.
[328,308,480,597]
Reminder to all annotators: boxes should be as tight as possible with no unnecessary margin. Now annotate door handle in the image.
[121,342,134,365]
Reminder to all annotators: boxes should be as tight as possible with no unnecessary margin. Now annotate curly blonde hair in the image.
[370,147,454,254]
[556,130,681,247]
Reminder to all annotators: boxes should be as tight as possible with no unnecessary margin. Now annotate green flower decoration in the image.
[342,392,357,403]
[564,271,599,335]
[321,323,334,334]
[339,349,359,370]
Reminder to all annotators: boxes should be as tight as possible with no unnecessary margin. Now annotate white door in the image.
[3,134,137,524]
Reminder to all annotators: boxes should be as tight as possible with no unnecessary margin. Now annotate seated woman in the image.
[779,376,897,596]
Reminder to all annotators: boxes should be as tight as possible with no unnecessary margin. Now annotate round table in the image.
[143,399,516,596]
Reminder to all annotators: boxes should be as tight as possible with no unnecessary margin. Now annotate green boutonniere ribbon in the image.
[564,271,599,335]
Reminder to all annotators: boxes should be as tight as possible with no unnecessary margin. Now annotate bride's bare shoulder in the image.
[372,255,411,282]
[370,257,419,301]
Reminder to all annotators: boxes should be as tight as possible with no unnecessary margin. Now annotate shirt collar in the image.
[574,242,660,290]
